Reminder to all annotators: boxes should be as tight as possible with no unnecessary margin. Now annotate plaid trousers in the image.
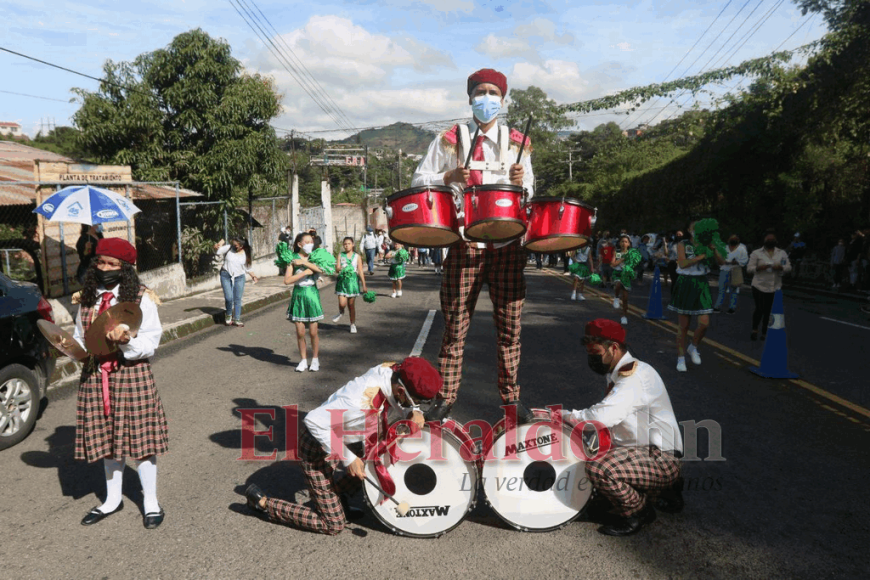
[438,241,526,405]
[586,446,681,517]
[265,428,362,535]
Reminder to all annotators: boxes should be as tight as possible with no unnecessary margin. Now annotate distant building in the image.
[623,124,649,139]
[0,122,23,137]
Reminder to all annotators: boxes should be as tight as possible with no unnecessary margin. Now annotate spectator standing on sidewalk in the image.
[830,238,847,290]
[713,235,748,314]
[786,233,806,280]
[599,237,615,288]
[360,226,379,275]
[846,230,865,290]
[747,231,791,341]
[215,237,259,327]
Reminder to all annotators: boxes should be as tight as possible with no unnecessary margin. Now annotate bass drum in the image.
[481,409,593,532]
[363,420,478,538]
[385,186,460,248]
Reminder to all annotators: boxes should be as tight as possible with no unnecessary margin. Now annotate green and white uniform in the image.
[667,241,713,315]
[288,264,323,322]
[613,249,632,291]
[335,252,361,297]
[388,249,408,281]
[569,246,592,279]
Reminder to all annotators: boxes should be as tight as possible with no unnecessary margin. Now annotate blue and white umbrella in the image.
[33,185,141,225]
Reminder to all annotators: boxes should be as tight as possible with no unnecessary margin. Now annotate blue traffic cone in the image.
[643,266,667,320]
[750,289,798,379]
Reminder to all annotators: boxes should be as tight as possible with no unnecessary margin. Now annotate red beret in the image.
[585,318,626,344]
[95,238,137,265]
[393,357,442,401]
[467,68,507,97]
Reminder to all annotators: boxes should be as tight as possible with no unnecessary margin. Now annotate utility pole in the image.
[397,149,402,190]
[566,148,582,181]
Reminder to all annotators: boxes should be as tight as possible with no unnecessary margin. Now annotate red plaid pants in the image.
[586,446,681,517]
[265,428,362,535]
[438,241,526,405]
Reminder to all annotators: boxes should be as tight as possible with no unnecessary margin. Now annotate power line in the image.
[0,89,71,103]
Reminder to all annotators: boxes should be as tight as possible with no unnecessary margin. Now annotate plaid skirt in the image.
[668,274,713,315]
[75,358,169,463]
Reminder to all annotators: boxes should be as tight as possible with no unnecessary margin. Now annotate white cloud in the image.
[612,42,634,51]
[473,17,575,61]
[475,34,531,59]
[514,17,575,45]
[510,60,594,103]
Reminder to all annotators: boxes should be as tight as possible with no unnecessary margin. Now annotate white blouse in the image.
[216,245,251,278]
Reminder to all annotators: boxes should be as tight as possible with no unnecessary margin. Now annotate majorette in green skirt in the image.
[568,262,591,280]
[668,274,713,315]
[613,268,632,292]
[288,284,323,322]
[335,252,360,297]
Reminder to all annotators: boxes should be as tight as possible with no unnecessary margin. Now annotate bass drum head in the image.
[465,220,526,243]
[482,415,592,532]
[524,234,589,253]
[389,225,461,248]
[363,427,478,538]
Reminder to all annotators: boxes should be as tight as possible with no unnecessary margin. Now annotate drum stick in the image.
[364,475,410,516]
[516,115,533,165]
[464,125,481,169]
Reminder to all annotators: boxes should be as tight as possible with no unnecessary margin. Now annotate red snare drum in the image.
[386,186,460,248]
[523,197,596,253]
[463,184,526,243]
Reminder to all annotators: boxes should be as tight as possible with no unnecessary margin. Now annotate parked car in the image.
[0,272,56,450]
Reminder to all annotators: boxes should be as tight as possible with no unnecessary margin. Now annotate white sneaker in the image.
[689,348,702,365]
[571,292,577,301]
[578,293,586,301]
[295,359,308,372]
[676,358,687,372]
[397,290,403,297]
[309,358,320,372]
[613,298,621,309]
[391,292,397,298]
[350,324,357,334]
[331,312,343,323]
[621,316,628,325]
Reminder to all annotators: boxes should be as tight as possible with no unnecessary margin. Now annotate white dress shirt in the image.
[563,353,683,453]
[73,286,162,360]
[216,245,252,278]
[721,243,749,271]
[304,364,415,466]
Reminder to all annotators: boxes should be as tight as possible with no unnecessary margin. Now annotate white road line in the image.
[819,316,870,330]
[410,310,437,357]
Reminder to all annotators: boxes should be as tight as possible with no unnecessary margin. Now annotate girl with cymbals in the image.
[332,236,368,334]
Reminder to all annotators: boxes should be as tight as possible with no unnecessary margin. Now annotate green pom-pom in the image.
[363,291,377,303]
[308,248,336,275]
[275,242,298,268]
[624,248,643,269]
[393,248,410,264]
[693,218,727,266]
[588,274,603,286]
[337,268,356,281]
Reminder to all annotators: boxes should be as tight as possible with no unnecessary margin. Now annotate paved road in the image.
[2,263,867,579]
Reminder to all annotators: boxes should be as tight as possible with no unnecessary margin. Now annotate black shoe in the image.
[726,308,735,314]
[599,504,656,536]
[81,502,124,526]
[760,334,766,341]
[143,508,165,529]
[512,401,536,425]
[423,399,452,423]
[712,307,721,313]
[341,495,365,521]
[750,330,758,341]
[655,479,685,514]
[245,484,268,513]
[582,494,614,523]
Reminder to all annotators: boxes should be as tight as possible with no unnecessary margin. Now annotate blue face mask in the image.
[95,224,103,234]
[472,94,502,124]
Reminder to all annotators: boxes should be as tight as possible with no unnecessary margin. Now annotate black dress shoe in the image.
[81,502,124,526]
[341,495,365,521]
[726,308,735,314]
[600,504,656,536]
[423,399,452,423]
[655,479,685,514]
[143,508,165,529]
[245,484,268,513]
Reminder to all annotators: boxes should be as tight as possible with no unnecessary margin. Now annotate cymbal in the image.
[37,319,89,361]
[85,302,143,357]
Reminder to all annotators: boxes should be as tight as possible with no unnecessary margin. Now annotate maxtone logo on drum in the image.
[396,505,450,518]
[504,433,558,456]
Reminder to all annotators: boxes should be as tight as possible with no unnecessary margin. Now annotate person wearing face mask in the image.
[69,238,168,529]
[713,234,748,314]
[215,237,259,327]
[411,68,535,424]
[561,319,683,536]
[285,233,325,372]
[75,223,104,284]
[747,231,791,341]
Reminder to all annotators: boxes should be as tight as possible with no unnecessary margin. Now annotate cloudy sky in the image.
[1,0,826,139]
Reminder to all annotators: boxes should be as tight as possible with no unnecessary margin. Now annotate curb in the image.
[47,286,295,393]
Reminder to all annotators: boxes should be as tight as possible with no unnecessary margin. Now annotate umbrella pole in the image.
[57,185,70,295]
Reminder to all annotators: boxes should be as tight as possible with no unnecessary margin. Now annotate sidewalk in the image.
[50,275,317,390]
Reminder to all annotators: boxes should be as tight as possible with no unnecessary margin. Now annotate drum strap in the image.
[458,124,510,175]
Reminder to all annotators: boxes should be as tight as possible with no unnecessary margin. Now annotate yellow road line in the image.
[540,268,870,421]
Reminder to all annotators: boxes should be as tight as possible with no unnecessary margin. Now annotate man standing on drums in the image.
[563,319,683,536]
[244,357,440,535]
[412,68,535,424]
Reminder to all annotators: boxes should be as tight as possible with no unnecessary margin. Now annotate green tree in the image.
[72,29,288,205]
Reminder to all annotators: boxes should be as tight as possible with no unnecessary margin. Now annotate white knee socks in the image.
[134,457,160,514]
[99,458,125,513]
